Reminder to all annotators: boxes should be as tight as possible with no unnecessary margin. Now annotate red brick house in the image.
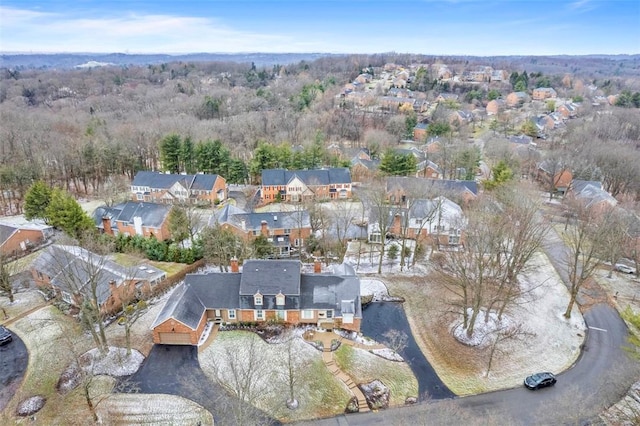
[260,168,352,205]
[211,204,312,257]
[0,223,47,258]
[151,260,362,345]
[31,245,166,314]
[131,171,226,205]
[532,87,557,101]
[537,161,573,196]
[93,201,173,241]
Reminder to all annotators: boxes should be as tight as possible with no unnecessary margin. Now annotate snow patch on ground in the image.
[334,329,380,346]
[371,348,404,362]
[82,347,144,377]
[452,309,519,348]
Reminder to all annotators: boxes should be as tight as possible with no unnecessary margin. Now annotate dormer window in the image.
[276,293,285,306]
[254,293,263,306]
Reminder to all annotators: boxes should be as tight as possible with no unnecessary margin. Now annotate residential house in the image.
[532,87,558,101]
[506,92,530,108]
[416,160,443,180]
[436,93,459,103]
[382,196,465,247]
[351,157,380,182]
[536,160,573,196]
[413,123,429,142]
[131,171,227,205]
[566,180,617,214]
[380,96,415,111]
[211,204,312,257]
[386,176,478,205]
[260,168,352,205]
[31,245,166,314]
[0,222,49,258]
[556,103,579,119]
[508,135,534,147]
[93,201,173,241]
[491,70,508,82]
[449,110,474,125]
[151,259,362,345]
[486,99,506,115]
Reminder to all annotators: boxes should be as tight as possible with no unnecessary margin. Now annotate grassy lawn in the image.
[110,253,189,276]
[147,260,189,275]
[334,345,418,405]
[7,251,42,274]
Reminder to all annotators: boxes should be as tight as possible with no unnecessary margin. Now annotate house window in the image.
[276,293,285,306]
[255,310,265,321]
[136,193,143,200]
[228,309,236,320]
[284,228,291,234]
[301,310,314,319]
[254,293,263,306]
[276,310,286,321]
[326,310,333,319]
[294,238,303,247]
[449,235,460,245]
[253,230,260,236]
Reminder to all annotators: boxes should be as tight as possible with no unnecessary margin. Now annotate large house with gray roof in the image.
[260,168,352,205]
[211,204,312,257]
[93,201,173,241]
[152,259,362,345]
[32,245,166,314]
[131,171,226,205]
[386,176,478,205]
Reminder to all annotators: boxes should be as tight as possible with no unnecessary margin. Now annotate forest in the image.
[1,53,640,216]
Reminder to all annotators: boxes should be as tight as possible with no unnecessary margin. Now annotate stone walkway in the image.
[303,330,387,413]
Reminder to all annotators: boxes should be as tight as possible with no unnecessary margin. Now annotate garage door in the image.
[158,332,192,345]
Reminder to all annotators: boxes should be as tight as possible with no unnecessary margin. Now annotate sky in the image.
[0,0,639,56]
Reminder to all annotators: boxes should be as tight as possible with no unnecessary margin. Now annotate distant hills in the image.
[0,52,341,69]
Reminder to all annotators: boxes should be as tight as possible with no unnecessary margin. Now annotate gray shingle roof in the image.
[33,245,165,306]
[94,201,172,230]
[240,260,302,295]
[212,204,311,232]
[261,168,351,186]
[386,176,478,197]
[153,260,362,328]
[0,224,17,246]
[132,171,219,190]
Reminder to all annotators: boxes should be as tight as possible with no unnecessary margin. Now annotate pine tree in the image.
[24,180,53,221]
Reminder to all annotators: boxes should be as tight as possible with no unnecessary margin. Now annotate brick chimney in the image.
[102,216,113,235]
[230,257,239,273]
[261,220,268,237]
[314,259,321,273]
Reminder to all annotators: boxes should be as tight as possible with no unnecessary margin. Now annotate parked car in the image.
[615,264,636,274]
[524,372,556,390]
[0,325,12,345]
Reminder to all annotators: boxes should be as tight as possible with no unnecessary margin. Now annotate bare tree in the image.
[361,180,395,274]
[485,322,535,376]
[561,200,611,318]
[382,329,409,354]
[0,253,15,304]
[117,300,148,356]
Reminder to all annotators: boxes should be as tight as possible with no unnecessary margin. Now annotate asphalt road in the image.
[0,329,28,412]
[298,303,636,425]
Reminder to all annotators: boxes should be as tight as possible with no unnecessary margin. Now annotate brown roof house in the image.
[93,201,173,241]
[486,99,506,116]
[566,180,617,214]
[31,245,166,314]
[131,171,226,205]
[151,259,362,345]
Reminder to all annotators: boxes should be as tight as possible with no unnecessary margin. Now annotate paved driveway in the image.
[122,344,280,425]
[0,330,28,412]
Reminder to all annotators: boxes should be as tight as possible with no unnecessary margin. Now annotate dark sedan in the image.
[0,326,12,345]
[524,372,556,390]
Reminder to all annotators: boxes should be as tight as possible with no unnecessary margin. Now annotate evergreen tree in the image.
[45,188,95,239]
[180,136,196,174]
[24,180,53,221]
[160,134,182,173]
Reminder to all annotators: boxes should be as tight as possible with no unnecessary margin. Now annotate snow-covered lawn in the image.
[96,394,213,425]
[373,250,586,396]
[81,347,144,377]
[200,330,350,422]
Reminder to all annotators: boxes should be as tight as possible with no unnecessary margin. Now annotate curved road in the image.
[298,224,637,425]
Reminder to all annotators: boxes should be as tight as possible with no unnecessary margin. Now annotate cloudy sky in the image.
[1,0,638,55]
